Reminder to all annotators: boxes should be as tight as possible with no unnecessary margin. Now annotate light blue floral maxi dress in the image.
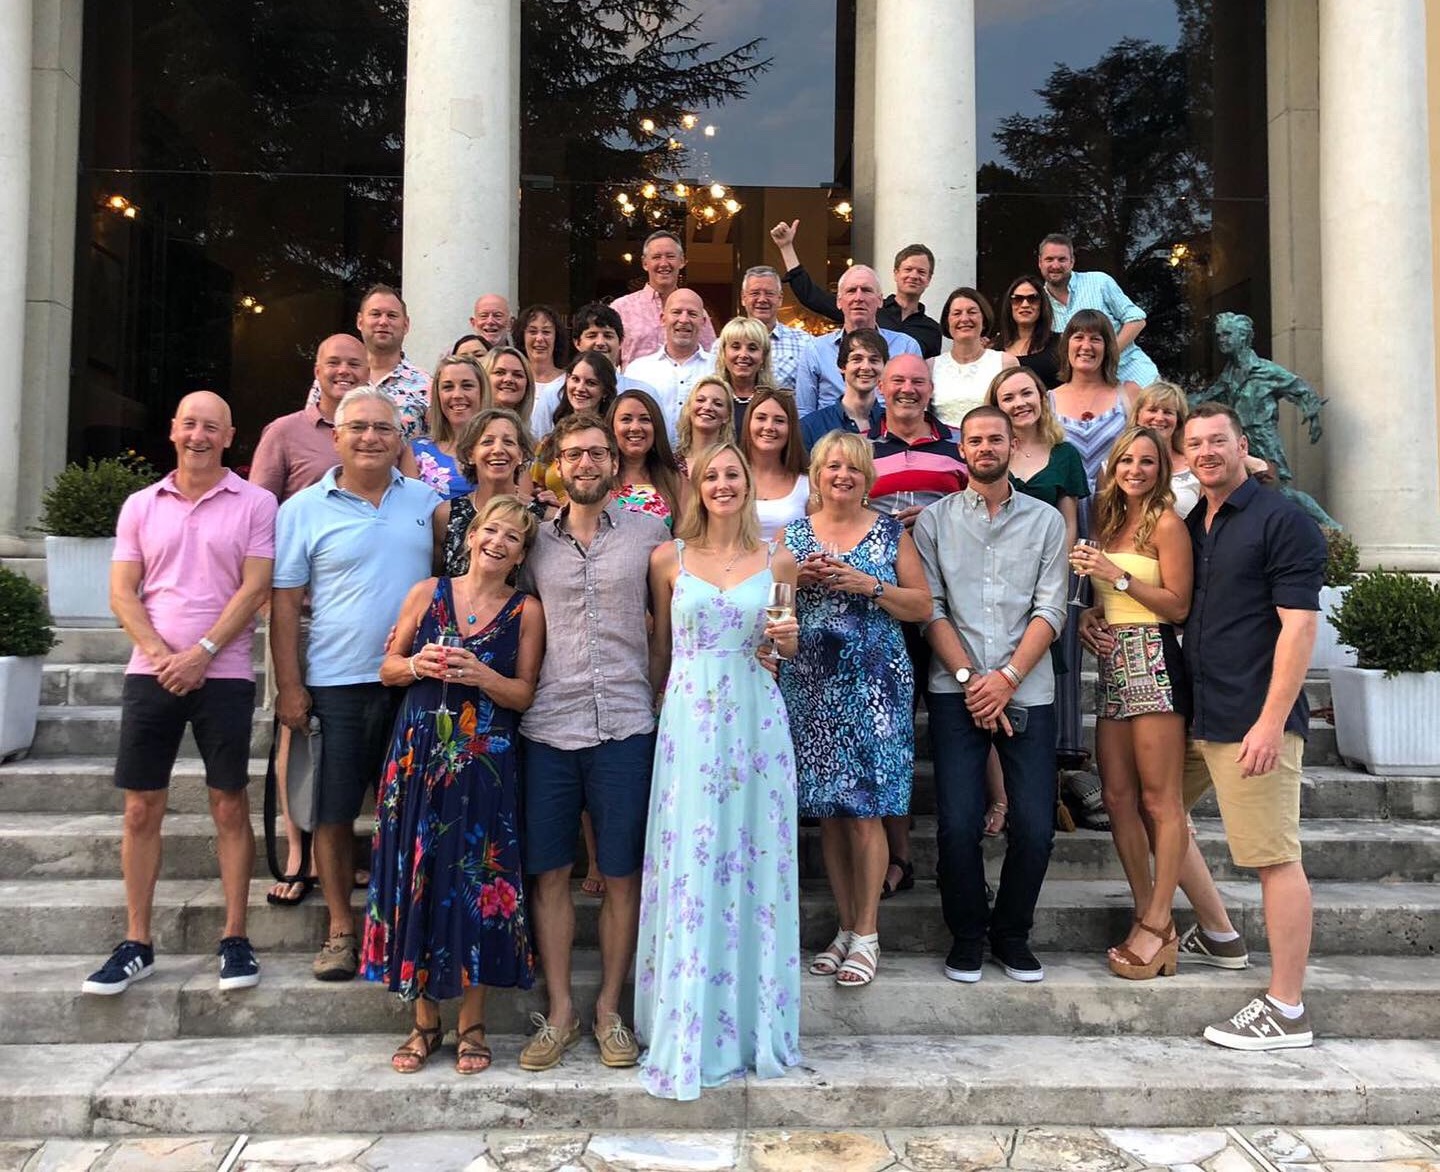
[634,541,802,1100]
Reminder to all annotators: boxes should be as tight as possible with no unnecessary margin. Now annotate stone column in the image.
[401,0,519,367]
[0,0,34,551]
[1319,0,1440,570]
[16,0,82,551]
[871,0,975,302]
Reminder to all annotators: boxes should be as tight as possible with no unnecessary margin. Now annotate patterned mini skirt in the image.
[1099,623,1189,720]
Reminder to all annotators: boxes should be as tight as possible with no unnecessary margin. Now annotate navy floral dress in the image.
[361,579,534,999]
[779,514,914,817]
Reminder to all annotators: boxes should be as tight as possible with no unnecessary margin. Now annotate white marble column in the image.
[870,0,976,304]
[0,0,34,550]
[401,0,519,367]
[1319,0,1440,570]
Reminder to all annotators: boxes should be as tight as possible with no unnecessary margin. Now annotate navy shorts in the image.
[114,675,255,792]
[310,683,401,825]
[522,732,655,877]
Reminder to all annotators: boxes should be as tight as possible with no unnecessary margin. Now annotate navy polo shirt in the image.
[800,399,886,450]
[1183,477,1326,743]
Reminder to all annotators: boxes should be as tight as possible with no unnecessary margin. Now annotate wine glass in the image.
[762,581,795,661]
[819,540,843,587]
[894,490,916,515]
[1068,539,1097,607]
[432,633,464,737]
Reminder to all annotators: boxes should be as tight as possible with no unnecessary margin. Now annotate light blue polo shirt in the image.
[274,466,440,686]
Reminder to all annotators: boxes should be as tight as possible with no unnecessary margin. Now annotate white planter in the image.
[43,535,117,627]
[1310,585,1357,670]
[0,656,43,761]
[1331,666,1440,776]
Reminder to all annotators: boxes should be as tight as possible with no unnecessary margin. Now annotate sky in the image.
[686,0,1182,187]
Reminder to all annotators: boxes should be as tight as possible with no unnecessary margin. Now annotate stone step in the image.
[5,1033,1438,1137]
[28,706,274,759]
[1,876,1435,958]
[5,810,1437,885]
[25,702,1341,767]
[44,628,268,666]
[2,951,1437,1047]
[6,756,1435,823]
[0,556,45,587]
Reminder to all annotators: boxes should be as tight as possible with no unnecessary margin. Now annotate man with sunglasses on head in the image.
[271,386,445,983]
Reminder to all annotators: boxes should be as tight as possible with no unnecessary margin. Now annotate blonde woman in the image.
[779,431,931,987]
[715,315,776,424]
[1072,427,1192,979]
[481,346,538,429]
[399,354,490,500]
[675,375,736,474]
[637,442,801,1099]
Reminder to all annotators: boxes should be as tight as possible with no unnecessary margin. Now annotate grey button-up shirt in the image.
[518,502,670,750]
[913,486,1068,707]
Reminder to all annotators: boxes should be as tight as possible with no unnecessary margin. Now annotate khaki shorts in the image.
[1181,734,1303,868]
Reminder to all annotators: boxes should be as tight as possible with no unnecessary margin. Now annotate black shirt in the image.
[782,265,944,358]
[1183,476,1325,743]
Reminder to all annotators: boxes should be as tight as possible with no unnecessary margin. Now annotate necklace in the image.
[704,544,746,573]
[452,579,486,626]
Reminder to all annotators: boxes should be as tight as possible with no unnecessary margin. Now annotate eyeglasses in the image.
[1010,293,1041,305]
[558,445,612,464]
[340,421,398,436]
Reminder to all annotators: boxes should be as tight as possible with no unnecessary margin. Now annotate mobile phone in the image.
[1003,704,1029,733]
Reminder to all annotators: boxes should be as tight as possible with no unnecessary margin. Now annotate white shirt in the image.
[755,475,811,541]
[624,346,712,443]
[929,348,1007,430]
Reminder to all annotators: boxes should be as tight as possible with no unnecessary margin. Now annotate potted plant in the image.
[1329,569,1440,776]
[36,452,156,626]
[0,567,58,760]
[1311,527,1359,670]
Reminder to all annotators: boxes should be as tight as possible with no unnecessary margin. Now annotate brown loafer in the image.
[312,932,358,982]
[593,1011,639,1068]
[518,1011,582,1072]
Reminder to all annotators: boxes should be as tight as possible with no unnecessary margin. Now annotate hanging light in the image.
[680,113,698,130]
[640,118,656,134]
[723,198,741,214]
[674,182,688,198]
[709,183,726,200]
[640,182,658,200]
[703,125,716,137]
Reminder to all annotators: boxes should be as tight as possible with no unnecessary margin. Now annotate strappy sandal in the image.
[1108,919,1178,981]
[983,801,1008,837]
[455,1023,492,1075]
[836,933,879,987]
[391,1021,443,1074]
[880,856,914,900]
[809,929,852,976]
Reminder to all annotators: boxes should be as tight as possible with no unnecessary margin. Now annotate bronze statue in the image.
[1190,312,1339,528]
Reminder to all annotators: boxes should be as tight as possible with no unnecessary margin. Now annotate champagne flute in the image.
[762,581,795,661]
[1068,539,1097,607]
[819,540,843,587]
[432,633,464,738]
[894,490,916,515]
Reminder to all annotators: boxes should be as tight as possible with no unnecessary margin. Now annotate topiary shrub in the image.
[35,453,158,538]
[1322,527,1359,588]
[0,567,57,658]
[1331,569,1440,677]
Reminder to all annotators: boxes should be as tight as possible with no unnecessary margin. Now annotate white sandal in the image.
[836,932,879,987]
[809,929,852,976]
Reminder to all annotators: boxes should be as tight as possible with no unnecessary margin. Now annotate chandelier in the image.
[613,113,743,226]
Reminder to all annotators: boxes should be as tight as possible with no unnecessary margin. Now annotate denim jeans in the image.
[927,692,1057,950]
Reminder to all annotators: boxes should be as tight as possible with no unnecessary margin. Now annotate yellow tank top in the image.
[1093,551,1165,625]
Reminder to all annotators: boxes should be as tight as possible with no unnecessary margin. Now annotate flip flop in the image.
[353,869,371,890]
[265,875,316,907]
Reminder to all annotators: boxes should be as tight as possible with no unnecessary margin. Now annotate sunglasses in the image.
[1010,293,1041,305]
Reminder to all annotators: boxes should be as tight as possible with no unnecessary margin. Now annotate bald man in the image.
[624,287,714,442]
[252,335,367,502]
[470,293,512,348]
[793,265,923,414]
[84,390,277,997]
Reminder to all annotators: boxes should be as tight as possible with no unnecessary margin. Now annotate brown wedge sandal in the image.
[1108,919,1178,981]
[455,1023,492,1075]
[391,1021,443,1074]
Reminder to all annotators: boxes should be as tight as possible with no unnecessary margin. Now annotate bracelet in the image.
[999,663,1022,689]
[409,654,421,681]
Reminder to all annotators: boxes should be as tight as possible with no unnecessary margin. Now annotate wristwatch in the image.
[954,666,974,687]
[198,637,219,656]
[1114,573,1132,593]
[871,579,886,599]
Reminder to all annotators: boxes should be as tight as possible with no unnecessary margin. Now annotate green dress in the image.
[1010,440,1088,509]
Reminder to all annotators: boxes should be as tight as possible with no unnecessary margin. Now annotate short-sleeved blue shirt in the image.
[1183,477,1325,743]
[274,467,440,686]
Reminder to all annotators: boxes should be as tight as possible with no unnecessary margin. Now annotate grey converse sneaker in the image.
[1178,923,1250,970]
[1204,995,1313,1051]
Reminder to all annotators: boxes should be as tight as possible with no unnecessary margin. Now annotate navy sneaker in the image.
[990,940,1045,983]
[81,939,154,995]
[217,935,260,991]
[943,940,984,984]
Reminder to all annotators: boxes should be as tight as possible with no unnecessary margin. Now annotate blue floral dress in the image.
[635,541,801,1100]
[780,514,914,817]
[411,437,475,500]
[361,579,534,999]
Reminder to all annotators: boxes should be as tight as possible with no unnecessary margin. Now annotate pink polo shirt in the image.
[113,470,278,680]
[611,284,717,367]
[248,401,338,502]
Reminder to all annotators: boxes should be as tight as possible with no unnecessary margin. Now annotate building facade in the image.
[1,0,1438,571]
